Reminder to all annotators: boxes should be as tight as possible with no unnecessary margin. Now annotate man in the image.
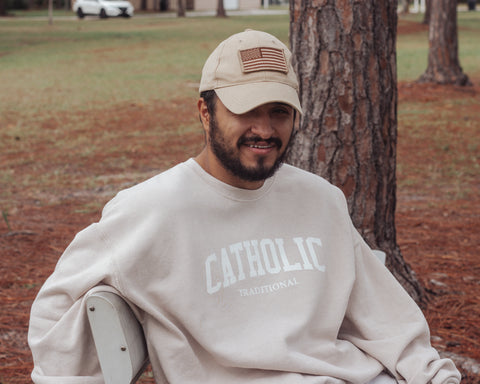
[28,30,461,384]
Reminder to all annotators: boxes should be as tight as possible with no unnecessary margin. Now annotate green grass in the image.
[1,12,478,113]
[1,12,479,114]
[4,9,75,17]
[0,15,291,115]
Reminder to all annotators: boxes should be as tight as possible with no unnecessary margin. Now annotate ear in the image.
[198,98,210,132]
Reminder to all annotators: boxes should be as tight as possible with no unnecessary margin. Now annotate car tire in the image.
[76,8,85,18]
[99,8,108,18]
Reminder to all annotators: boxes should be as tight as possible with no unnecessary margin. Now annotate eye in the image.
[271,105,293,116]
[272,106,293,119]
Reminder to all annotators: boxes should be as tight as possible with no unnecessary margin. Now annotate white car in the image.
[73,0,134,18]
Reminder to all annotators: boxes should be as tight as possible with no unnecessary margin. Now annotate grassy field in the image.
[0,11,479,211]
[1,12,479,112]
[0,15,291,113]
[0,14,291,212]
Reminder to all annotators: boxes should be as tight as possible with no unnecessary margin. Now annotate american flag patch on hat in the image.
[239,47,288,74]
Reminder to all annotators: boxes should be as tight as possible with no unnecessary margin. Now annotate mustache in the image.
[237,136,283,149]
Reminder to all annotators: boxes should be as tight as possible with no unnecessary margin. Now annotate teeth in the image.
[248,144,273,149]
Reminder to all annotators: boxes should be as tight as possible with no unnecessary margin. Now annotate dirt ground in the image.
[0,21,479,383]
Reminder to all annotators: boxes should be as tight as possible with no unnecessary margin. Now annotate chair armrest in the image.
[372,250,386,264]
[86,291,149,384]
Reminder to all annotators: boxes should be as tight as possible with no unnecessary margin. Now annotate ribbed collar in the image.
[185,158,276,202]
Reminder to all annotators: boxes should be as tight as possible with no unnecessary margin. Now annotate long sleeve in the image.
[28,220,117,384]
[27,172,168,383]
[27,165,181,384]
[339,231,461,384]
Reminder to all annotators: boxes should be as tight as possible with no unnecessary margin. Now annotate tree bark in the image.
[0,0,6,16]
[216,0,227,17]
[48,0,53,25]
[400,0,409,14]
[422,0,431,25]
[417,0,471,86]
[288,0,427,305]
[177,0,185,17]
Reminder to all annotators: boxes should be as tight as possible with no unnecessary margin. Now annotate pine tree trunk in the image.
[418,0,471,85]
[177,0,185,17]
[216,0,226,17]
[288,0,427,305]
[422,0,431,25]
[48,0,53,25]
[0,0,6,16]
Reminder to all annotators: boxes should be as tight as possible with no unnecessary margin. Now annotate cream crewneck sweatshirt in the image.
[28,159,461,384]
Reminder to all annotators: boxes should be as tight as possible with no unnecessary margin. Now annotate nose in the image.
[249,111,274,139]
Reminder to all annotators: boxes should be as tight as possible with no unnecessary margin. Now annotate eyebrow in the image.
[271,102,293,109]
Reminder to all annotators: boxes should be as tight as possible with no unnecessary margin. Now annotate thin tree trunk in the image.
[48,0,53,25]
[0,0,6,16]
[288,0,427,305]
[422,0,431,24]
[418,0,471,85]
[177,0,185,17]
[216,0,226,17]
[401,0,409,14]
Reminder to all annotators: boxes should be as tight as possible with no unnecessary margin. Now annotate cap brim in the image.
[214,82,302,115]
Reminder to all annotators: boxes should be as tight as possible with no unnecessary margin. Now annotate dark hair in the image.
[200,90,217,119]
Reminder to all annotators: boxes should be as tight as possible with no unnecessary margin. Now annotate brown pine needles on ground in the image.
[1,79,479,383]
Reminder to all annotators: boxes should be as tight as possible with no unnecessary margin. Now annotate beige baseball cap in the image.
[199,29,302,115]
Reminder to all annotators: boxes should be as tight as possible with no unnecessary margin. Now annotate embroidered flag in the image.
[239,47,288,74]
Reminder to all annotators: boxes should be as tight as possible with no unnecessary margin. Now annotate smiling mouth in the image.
[239,136,282,150]
[246,143,276,149]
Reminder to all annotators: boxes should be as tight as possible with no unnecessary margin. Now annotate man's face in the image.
[201,98,295,189]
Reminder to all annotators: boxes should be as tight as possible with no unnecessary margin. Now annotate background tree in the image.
[288,0,427,305]
[177,0,185,17]
[48,0,53,25]
[422,0,431,25]
[216,0,226,17]
[418,0,471,85]
[0,0,6,16]
[400,0,409,14]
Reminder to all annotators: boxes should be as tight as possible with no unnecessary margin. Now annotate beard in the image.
[208,115,291,182]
